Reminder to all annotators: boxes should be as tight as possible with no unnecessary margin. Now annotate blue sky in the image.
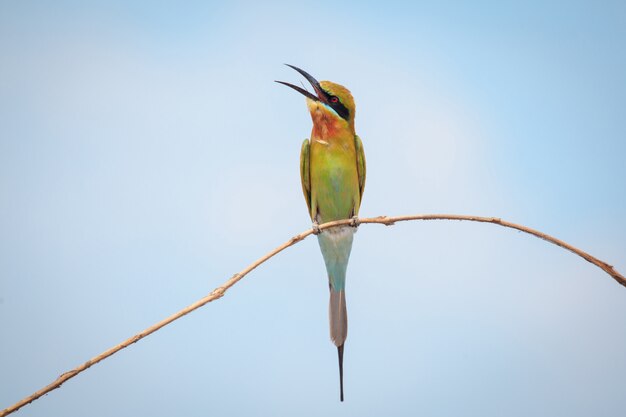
[1,1,625,416]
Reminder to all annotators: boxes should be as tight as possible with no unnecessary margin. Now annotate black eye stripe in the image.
[322,91,350,121]
[331,102,350,121]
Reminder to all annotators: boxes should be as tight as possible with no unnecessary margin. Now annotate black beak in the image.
[275,64,328,103]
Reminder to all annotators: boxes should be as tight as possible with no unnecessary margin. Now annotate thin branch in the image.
[2,214,624,416]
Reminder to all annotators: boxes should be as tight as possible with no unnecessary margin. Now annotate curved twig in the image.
[1,214,624,416]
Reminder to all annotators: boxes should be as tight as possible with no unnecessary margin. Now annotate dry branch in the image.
[1,214,624,416]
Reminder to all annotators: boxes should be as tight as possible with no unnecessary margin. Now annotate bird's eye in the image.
[330,96,339,103]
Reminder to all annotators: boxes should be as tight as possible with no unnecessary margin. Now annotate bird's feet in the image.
[350,215,360,228]
[311,221,321,235]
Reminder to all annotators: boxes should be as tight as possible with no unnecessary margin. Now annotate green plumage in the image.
[300,134,365,225]
[278,68,365,402]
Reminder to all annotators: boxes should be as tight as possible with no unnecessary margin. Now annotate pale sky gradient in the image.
[1,1,625,416]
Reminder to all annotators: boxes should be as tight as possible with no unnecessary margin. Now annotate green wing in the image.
[355,135,366,199]
[300,138,312,216]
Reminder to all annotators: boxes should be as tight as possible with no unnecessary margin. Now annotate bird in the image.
[276,65,366,401]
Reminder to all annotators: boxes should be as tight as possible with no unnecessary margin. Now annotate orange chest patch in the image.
[311,111,341,140]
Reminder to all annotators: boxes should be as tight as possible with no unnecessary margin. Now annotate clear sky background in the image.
[1,1,625,416]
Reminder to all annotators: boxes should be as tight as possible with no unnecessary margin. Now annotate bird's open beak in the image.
[275,64,328,103]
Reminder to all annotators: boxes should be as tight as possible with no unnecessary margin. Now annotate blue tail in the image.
[317,226,354,292]
[317,226,355,402]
